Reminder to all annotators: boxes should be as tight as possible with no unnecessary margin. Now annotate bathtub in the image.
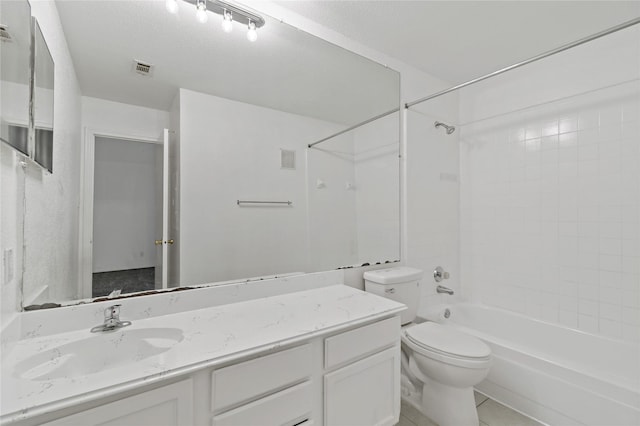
[418,303,640,426]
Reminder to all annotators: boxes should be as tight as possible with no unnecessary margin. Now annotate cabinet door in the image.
[324,346,399,426]
[43,379,193,426]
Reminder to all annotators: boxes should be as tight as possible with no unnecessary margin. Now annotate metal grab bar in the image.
[237,200,293,206]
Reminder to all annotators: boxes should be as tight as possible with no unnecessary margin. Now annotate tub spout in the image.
[436,285,454,295]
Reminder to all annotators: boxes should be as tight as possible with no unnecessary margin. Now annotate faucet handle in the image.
[105,304,121,319]
[434,266,450,282]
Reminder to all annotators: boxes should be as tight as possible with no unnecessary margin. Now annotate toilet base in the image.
[421,378,478,426]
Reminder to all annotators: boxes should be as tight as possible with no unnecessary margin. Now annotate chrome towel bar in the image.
[237,200,293,206]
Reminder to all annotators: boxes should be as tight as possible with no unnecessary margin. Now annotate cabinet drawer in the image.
[212,344,312,412]
[324,316,399,369]
[212,381,312,426]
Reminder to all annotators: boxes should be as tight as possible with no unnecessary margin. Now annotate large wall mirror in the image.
[0,0,32,155]
[22,0,400,307]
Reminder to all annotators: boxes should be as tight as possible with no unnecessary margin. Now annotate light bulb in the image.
[196,0,208,23]
[165,0,178,14]
[246,21,257,42]
[221,10,233,33]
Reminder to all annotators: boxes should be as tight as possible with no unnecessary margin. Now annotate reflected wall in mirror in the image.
[0,0,32,155]
[32,18,54,173]
[0,0,30,319]
[21,0,400,307]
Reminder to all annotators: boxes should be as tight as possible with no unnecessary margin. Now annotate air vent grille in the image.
[0,25,13,42]
[133,60,153,76]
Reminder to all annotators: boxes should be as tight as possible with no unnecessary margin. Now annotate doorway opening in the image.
[91,136,161,297]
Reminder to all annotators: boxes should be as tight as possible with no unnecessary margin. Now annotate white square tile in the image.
[599,302,622,321]
[622,122,639,139]
[559,118,578,135]
[599,318,622,338]
[579,283,599,300]
[599,105,623,126]
[622,99,640,123]
[579,298,598,315]
[578,314,598,333]
[559,309,578,327]
[599,124,623,141]
[599,284,622,304]
[599,238,622,256]
[622,323,640,342]
[621,288,640,308]
[599,205,622,222]
[600,254,622,272]
[622,307,640,326]
[578,109,599,130]
[623,256,640,275]
[599,270,622,288]
[578,128,599,145]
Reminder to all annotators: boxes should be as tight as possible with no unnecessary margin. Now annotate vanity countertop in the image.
[0,285,405,424]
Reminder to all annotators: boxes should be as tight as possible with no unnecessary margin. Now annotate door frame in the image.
[78,127,162,300]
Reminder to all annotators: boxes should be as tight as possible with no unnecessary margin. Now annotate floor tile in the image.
[400,400,438,426]
[474,391,489,407]
[477,399,544,426]
[400,400,424,424]
[395,414,417,426]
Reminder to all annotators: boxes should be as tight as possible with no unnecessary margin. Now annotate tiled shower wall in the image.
[460,82,640,342]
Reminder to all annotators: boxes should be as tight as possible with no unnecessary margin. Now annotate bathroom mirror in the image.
[21,0,400,306]
[32,18,54,173]
[0,0,32,155]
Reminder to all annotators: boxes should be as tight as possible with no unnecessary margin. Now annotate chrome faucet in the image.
[436,285,454,295]
[90,304,132,333]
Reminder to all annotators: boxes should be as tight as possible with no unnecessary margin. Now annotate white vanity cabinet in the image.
[41,379,194,426]
[323,317,401,426]
[12,315,401,426]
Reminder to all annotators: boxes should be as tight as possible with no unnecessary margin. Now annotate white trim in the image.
[78,127,161,299]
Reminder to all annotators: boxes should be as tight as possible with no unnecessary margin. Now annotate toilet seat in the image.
[402,322,491,369]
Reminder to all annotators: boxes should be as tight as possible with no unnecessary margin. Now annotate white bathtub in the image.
[418,303,640,426]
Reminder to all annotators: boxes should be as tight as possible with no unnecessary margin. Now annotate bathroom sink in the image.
[15,327,184,381]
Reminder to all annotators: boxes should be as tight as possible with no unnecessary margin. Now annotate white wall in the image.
[92,137,159,273]
[178,89,351,285]
[353,112,401,263]
[81,96,170,140]
[460,25,640,342]
[307,131,359,271]
[21,0,82,306]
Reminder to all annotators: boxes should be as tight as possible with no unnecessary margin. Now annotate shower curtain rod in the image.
[405,17,640,109]
[307,107,400,148]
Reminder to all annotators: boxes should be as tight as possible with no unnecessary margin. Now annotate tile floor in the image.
[397,391,544,426]
[92,267,156,297]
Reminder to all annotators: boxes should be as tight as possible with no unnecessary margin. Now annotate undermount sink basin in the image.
[15,327,184,381]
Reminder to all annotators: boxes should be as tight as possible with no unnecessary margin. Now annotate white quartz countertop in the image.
[1,285,405,423]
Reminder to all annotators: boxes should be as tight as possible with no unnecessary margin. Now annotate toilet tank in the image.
[363,267,423,325]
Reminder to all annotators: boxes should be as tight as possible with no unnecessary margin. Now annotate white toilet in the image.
[364,267,491,426]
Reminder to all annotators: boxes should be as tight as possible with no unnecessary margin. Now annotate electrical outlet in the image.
[3,248,14,285]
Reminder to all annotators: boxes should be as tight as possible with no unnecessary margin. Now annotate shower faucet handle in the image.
[434,266,450,283]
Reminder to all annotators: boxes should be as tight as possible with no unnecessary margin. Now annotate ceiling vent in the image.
[133,60,153,76]
[0,25,13,42]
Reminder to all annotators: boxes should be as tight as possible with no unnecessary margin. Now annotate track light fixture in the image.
[173,0,265,41]
[195,0,208,23]
[246,20,257,42]
[221,10,233,33]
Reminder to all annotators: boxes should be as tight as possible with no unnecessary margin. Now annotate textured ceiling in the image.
[55,0,399,124]
[275,0,640,84]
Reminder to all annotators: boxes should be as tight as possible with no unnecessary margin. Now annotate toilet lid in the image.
[404,322,491,359]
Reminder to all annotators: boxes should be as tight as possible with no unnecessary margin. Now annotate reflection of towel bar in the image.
[237,200,293,206]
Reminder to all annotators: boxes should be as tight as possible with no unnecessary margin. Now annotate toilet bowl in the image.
[402,322,491,426]
[363,267,492,426]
